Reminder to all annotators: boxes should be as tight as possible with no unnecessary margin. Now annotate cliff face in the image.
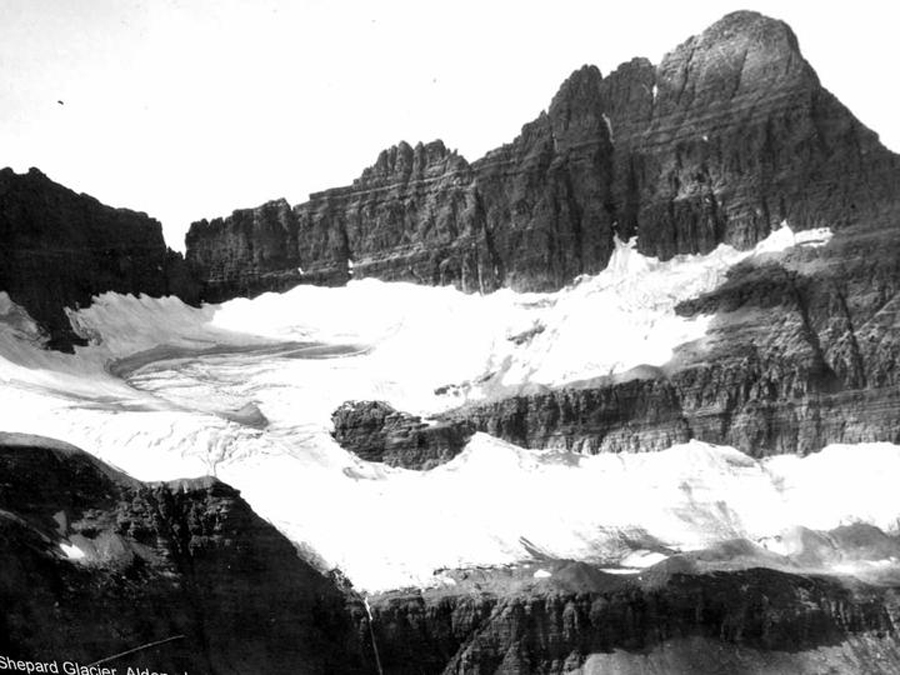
[469,65,616,292]
[185,66,617,299]
[184,198,307,303]
[187,93,616,303]
[0,433,372,674]
[367,561,900,674]
[297,140,487,292]
[0,168,199,350]
[184,11,900,302]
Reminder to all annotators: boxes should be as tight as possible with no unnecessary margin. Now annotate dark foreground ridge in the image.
[0,432,370,674]
[184,10,900,304]
[5,431,900,674]
[368,558,900,674]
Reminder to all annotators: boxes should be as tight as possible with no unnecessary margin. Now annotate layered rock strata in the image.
[0,168,199,349]
[367,558,900,674]
[185,11,900,304]
[332,400,472,470]
[444,213,900,457]
[0,433,372,674]
[600,12,899,258]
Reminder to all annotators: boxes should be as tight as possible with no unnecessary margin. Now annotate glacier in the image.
[5,222,897,592]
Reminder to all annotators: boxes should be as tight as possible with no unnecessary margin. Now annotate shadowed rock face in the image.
[0,433,373,674]
[184,198,309,302]
[183,65,617,300]
[184,11,899,303]
[367,560,900,674]
[603,11,899,259]
[0,168,200,350]
[187,84,617,302]
[331,400,473,470]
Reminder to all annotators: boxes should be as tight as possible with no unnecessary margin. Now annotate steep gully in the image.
[3,9,900,673]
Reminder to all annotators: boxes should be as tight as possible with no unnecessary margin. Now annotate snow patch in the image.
[602,113,613,142]
[755,221,833,254]
[620,550,668,568]
[60,542,85,560]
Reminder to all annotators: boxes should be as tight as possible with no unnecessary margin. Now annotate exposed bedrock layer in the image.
[0,433,373,674]
[0,168,200,350]
[367,558,900,674]
[185,11,900,302]
[331,400,473,470]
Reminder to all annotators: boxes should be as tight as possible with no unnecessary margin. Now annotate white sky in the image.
[1,1,898,252]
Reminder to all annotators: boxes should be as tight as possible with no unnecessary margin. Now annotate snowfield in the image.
[5,223,896,592]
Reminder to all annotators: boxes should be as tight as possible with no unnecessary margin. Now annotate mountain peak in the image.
[549,64,603,116]
[653,9,815,117]
[700,10,801,54]
[362,138,463,181]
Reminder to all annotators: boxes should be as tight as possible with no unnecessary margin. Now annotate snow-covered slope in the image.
[5,223,894,592]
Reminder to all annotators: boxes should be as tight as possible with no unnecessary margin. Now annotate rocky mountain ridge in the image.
[4,10,898,354]
[367,560,900,674]
[184,10,900,304]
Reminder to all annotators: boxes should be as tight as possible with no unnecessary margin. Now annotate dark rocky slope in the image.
[0,432,373,674]
[5,428,900,674]
[0,168,199,350]
[185,11,900,303]
[331,400,473,470]
[368,558,900,674]
[601,11,899,258]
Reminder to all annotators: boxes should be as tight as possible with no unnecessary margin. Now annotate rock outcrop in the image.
[0,168,199,350]
[332,400,472,470]
[185,11,900,303]
[0,432,373,674]
[367,559,900,674]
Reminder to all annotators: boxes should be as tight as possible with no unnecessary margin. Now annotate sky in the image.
[1,1,898,251]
